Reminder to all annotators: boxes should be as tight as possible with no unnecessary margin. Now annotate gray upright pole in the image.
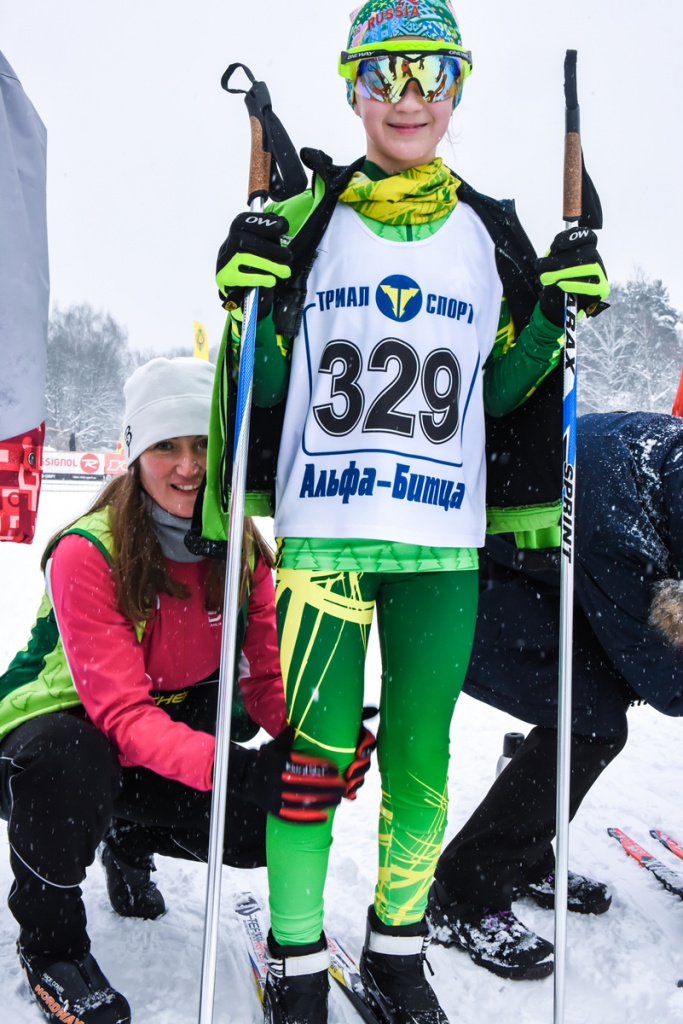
[554,48,581,1024]
[197,69,271,1024]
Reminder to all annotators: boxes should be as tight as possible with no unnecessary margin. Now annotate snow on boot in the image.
[426,881,553,981]
[263,931,330,1024]
[19,945,131,1024]
[359,906,448,1024]
[100,841,166,920]
[520,869,612,915]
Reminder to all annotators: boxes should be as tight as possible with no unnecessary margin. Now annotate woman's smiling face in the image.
[137,435,207,518]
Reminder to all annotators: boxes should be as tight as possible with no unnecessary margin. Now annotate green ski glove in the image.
[537,227,609,327]
[216,211,292,314]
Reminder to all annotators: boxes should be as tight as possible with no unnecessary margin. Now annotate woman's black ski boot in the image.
[19,944,131,1024]
[100,833,166,920]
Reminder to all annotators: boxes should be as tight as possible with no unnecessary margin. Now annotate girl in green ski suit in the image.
[210,2,609,1020]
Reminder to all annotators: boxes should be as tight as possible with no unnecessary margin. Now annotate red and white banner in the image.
[43,451,127,482]
[1,51,48,542]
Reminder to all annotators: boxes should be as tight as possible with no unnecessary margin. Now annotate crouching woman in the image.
[0,357,349,1024]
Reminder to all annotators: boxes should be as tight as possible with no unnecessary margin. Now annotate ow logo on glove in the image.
[536,227,609,327]
[215,211,292,313]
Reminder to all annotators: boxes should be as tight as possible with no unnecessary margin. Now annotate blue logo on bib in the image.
[376,275,422,322]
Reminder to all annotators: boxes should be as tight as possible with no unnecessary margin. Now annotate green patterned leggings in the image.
[266,566,478,945]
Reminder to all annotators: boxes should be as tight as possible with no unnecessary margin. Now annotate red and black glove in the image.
[344,706,378,800]
[237,726,346,823]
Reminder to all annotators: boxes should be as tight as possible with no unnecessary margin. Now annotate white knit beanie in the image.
[122,357,215,466]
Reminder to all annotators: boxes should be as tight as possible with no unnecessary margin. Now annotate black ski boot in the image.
[519,869,612,915]
[427,880,553,981]
[263,931,330,1024]
[100,838,166,920]
[19,944,131,1023]
[359,906,448,1024]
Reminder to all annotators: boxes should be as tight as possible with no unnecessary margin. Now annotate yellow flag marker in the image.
[193,321,209,361]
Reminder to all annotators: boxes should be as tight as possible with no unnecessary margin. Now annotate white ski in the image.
[233,891,381,1023]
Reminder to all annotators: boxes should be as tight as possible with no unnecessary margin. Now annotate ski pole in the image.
[554,48,581,1024]
[197,67,273,1024]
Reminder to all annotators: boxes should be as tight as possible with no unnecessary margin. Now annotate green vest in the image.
[0,507,131,742]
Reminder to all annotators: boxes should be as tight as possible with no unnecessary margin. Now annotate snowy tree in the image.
[46,303,130,450]
[578,274,683,415]
[129,345,216,368]
[129,345,194,369]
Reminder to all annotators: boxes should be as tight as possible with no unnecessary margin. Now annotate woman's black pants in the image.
[0,712,266,958]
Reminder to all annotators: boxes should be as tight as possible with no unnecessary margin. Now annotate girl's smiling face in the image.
[355,79,452,173]
[138,435,207,518]
[353,42,454,174]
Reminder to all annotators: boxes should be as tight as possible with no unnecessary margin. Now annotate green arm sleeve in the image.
[483,300,563,418]
[228,309,291,407]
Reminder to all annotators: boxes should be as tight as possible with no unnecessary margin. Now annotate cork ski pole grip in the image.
[563,50,582,222]
[248,115,271,204]
[563,132,582,221]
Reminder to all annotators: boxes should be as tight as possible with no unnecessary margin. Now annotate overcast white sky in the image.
[3,0,682,357]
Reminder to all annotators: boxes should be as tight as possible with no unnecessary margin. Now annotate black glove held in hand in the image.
[344,706,378,800]
[240,726,346,822]
[215,211,291,315]
[536,227,609,327]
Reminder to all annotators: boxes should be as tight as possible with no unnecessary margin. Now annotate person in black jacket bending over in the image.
[428,410,683,980]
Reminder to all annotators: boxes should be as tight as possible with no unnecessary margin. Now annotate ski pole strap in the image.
[221,63,307,205]
[563,50,582,222]
[578,158,602,231]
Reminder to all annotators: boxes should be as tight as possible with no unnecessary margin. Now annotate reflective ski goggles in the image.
[339,41,472,106]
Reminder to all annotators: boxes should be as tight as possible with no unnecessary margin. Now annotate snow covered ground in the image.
[2,484,683,1023]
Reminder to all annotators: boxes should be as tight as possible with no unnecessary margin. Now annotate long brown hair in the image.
[41,464,274,626]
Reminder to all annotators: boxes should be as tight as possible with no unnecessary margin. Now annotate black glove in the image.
[215,211,292,316]
[238,726,346,822]
[344,706,378,800]
[536,227,609,327]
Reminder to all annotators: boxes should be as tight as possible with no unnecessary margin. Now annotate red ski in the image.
[608,827,683,899]
[651,829,683,863]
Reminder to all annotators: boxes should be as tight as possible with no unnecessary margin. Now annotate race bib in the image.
[275,203,502,548]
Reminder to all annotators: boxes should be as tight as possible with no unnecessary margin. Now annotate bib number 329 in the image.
[312,338,461,445]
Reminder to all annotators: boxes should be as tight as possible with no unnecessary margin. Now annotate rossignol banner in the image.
[42,452,127,483]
